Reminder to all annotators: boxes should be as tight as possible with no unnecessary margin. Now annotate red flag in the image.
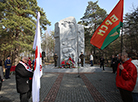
[90,0,124,50]
[32,12,42,102]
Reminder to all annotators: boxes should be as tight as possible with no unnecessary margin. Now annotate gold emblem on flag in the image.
[110,31,119,37]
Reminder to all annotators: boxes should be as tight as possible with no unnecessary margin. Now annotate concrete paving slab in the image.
[0,64,122,102]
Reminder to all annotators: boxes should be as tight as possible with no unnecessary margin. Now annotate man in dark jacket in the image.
[53,53,58,67]
[100,56,105,70]
[15,57,33,102]
[4,55,11,79]
[79,52,84,67]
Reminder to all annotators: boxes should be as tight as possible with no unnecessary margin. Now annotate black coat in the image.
[79,54,84,60]
[54,55,58,61]
[100,58,104,65]
[111,58,117,67]
[15,62,33,93]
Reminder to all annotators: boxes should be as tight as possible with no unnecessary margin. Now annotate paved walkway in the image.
[0,64,123,102]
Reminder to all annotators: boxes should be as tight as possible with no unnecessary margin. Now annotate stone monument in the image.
[54,17,84,67]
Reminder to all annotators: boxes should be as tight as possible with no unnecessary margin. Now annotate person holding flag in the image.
[89,0,137,101]
[116,52,137,102]
[32,12,43,102]
[15,57,33,102]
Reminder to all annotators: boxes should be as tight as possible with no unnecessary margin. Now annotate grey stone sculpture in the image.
[54,17,84,67]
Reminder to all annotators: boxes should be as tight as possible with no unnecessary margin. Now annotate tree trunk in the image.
[12,47,19,66]
[14,31,19,66]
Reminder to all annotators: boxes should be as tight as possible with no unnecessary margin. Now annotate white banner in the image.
[32,12,42,102]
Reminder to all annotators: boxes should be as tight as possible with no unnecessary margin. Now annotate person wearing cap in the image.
[4,55,11,79]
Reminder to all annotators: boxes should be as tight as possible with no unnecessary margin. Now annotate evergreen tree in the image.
[105,7,138,59]
[79,1,107,63]
[0,0,50,65]
[123,7,138,54]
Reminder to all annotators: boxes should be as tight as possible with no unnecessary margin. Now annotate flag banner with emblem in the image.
[90,0,124,50]
[32,12,42,102]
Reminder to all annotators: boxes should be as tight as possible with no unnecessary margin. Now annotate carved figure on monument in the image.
[54,17,84,67]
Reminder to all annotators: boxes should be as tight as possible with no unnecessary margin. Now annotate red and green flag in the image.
[90,0,124,50]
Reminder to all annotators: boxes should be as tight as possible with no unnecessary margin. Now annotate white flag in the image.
[32,12,42,102]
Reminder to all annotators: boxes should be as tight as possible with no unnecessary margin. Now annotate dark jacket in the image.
[54,55,58,61]
[111,58,117,67]
[79,54,84,60]
[4,59,11,69]
[0,60,2,66]
[15,61,33,93]
[100,58,104,65]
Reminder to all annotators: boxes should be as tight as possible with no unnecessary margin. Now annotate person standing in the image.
[115,54,121,71]
[4,55,11,79]
[116,52,137,102]
[90,54,93,66]
[111,55,117,73]
[0,59,4,98]
[15,57,33,102]
[53,53,58,67]
[79,52,84,67]
[131,59,138,102]
[100,56,105,70]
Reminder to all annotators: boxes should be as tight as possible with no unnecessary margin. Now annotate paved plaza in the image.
[0,64,123,102]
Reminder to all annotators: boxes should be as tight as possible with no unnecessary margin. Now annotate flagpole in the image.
[32,12,42,102]
[119,21,123,76]
[77,25,80,78]
[121,27,123,53]
[121,0,123,54]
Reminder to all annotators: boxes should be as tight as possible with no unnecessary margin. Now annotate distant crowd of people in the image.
[0,56,35,101]
[0,51,137,102]
[54,51,138,102]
